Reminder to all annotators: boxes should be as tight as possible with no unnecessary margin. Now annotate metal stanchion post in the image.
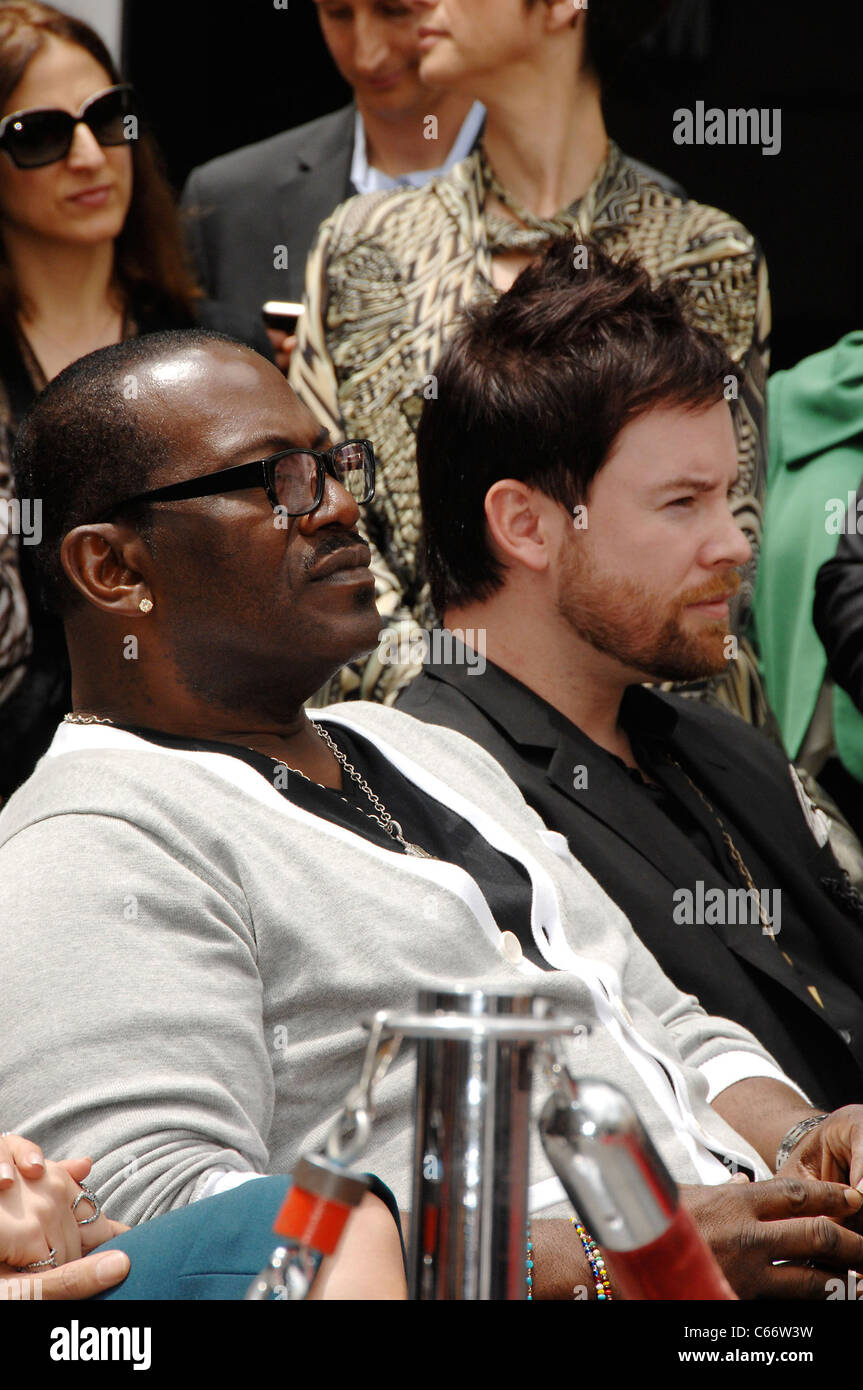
[379,987,575,1301]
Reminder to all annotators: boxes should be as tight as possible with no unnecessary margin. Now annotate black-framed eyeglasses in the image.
[0,84,137,169]
[97,439,376,522]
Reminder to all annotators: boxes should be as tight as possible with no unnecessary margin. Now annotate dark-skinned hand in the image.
[681,1173,863,1299]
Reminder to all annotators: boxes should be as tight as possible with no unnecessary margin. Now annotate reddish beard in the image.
[556,560,742,682]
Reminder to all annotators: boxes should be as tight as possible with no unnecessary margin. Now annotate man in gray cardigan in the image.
[3,331,863,1299]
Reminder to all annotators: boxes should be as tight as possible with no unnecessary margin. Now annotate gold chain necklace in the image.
[666,756,778,941]
[63,712,435,859]
[667,755,827,1011]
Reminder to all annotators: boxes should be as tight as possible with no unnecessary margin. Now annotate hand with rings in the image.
[0,1132,129,1298]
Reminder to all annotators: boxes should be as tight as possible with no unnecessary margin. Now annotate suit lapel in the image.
[544,732,723,893]
[291,105,355,180]
[426,661,847,1010]
[276,106,355,297]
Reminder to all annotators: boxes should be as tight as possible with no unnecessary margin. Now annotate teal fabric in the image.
[93,1176,293,1301]
[753,332,863,778]
[93,1173,403,1300]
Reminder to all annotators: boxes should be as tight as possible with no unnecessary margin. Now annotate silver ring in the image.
[72,1182,101,1226]
[15,1247,57,1271]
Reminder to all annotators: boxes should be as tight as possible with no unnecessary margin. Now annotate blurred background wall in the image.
[120,0,861,372]
[56,0,122,62]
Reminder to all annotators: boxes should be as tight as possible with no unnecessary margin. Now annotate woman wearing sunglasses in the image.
[0,2,230,801]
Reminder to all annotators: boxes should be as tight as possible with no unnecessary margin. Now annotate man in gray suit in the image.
[182,0,482,362]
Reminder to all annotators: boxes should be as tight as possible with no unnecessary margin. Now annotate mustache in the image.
[303,531,368,574]
[679,570,743,606]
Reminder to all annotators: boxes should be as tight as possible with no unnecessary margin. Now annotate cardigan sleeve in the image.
[0,810,274,1226]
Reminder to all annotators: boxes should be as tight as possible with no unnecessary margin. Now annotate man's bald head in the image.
[12,328,258,614]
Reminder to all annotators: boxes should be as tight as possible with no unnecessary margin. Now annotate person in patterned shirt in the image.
[291,0,769,719]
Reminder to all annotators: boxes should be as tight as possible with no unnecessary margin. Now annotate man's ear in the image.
[60,523,154,616]
[484,479,553,574]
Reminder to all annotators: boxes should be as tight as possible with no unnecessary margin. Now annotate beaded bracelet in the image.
[525,1217,613,1300]
[570,1216,613,1300]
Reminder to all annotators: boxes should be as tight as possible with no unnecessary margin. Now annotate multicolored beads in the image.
[570,1217,613,1300]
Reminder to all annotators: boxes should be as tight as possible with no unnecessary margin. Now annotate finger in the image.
[776,1163,863,1233]
[0,1135,45,1182]
[28,1249,130,1301]
[54,1190,85,1267]
[829,1117,863,1191]
[78,1207,120,1255]
[26,1167,85,1269]
[3,1227,55,1272]
[274,335,296,373]
[265,327,288,350]
[57,1157,92,1183]
[63,1175,114,1254]
[750,1176,863,1222]
[756,1262,859,1301]
[759,1213,863,1271]
[22,1205,78,1272]
[794,1109,863,1191]
[729,1172,751,1184]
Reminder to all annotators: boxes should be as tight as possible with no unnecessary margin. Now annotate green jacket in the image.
[754,331,863,780]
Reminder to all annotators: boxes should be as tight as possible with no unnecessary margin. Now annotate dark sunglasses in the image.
[98,439,377,522]
[0,84,137,169]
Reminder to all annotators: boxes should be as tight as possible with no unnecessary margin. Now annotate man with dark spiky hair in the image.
[400,235,863,1115]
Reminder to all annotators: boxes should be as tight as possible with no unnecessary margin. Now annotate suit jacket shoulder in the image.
[185,105,355,200]
[181,105,355,314]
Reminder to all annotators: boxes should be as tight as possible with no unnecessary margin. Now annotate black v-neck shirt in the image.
[116,720,548,969]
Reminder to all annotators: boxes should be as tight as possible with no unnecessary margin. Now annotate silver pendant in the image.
[404,841,435,859]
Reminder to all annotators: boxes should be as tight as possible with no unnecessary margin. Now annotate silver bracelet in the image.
[775,1113,830,1172]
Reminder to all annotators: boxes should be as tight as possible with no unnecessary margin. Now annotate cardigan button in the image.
[499,931,523,963]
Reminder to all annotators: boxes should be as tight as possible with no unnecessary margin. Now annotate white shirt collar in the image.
[349,100,485,196]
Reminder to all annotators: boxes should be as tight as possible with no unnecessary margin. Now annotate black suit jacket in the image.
[398,657,863,1110]
[182,105,355,325]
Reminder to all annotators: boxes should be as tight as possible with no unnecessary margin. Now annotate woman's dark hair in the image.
[416,235,738,613]
[0,1,201,328]
[525,0,677,80]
